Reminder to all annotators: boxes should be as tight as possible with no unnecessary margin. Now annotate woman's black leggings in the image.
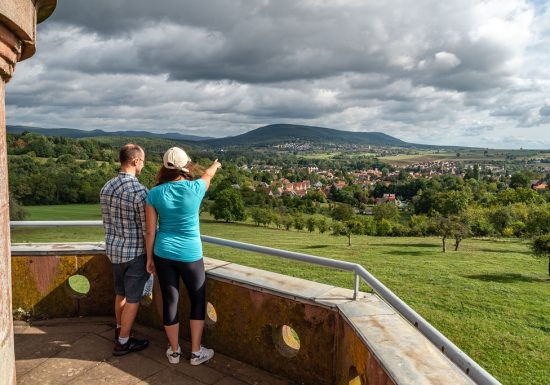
[153,254,206,325]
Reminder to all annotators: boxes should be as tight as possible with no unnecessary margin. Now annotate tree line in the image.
[7,131,550,274]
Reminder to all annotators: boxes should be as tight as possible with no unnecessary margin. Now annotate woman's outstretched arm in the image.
[200,159,222,190]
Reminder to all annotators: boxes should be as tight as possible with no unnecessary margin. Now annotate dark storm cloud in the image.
[40,0,526,88]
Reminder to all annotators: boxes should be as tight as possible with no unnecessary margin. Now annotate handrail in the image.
[10,220,502,385]
[10,220,103,227]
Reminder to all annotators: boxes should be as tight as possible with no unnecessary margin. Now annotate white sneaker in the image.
[166,345,181,364]
[190,346,214,366]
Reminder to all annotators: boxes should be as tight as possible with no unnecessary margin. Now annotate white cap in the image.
[163,147,191,172]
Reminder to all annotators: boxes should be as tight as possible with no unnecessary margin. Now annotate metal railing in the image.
[10,220,502,385]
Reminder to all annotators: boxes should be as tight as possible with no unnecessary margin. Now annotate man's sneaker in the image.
[190,346,214,366]
[166,345,181,364]
[114,327,135,342]
[114,327,136,349]
[113,337,149,356]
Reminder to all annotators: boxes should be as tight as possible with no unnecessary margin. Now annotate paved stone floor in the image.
[14,317,294,385]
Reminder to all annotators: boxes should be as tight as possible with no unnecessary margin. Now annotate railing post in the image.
[353,272,359,300]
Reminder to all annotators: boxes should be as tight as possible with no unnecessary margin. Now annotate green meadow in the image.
[23,203,103,220]
[10,204,550,385]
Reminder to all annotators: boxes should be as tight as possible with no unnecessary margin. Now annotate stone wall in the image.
[0,3,56,384]
[11,245,476,385]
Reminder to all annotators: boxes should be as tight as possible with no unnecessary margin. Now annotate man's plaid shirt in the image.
[100,172,149,264]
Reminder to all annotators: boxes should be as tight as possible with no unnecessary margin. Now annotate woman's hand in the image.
[211,159,222,170]
[146,258,156,275]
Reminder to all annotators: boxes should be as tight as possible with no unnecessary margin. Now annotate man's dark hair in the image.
[119,144,144,165]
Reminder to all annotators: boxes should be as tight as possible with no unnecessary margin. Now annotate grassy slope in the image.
[11,205,550,385]
[24,204,103,220]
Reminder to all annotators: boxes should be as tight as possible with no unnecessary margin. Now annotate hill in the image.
[197,124,413,148]
[6,125,211,142]
[7,123,441,149]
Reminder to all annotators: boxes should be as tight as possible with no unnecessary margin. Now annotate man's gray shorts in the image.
[112,254,149,303]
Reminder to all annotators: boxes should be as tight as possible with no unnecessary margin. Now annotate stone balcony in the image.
[15,317,291,385]
[11,242,482,385]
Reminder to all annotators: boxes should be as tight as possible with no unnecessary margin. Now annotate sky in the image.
[5,0,550,148]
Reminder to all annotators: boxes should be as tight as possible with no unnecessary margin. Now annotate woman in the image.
[145,147,221,365]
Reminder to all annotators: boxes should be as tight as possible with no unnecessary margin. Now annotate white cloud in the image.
[433,52,461,70]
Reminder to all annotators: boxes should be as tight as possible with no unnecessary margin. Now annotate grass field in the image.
[24,204,103,220]
[11,205,550,385]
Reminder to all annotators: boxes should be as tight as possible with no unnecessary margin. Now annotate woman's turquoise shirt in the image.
[146,179,206,262]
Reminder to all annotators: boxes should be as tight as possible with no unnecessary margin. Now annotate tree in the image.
[306,217,316,233]
[376,219,393,236]
[199,200,211,216]
[331,204,355,222]
[408,214,430,236]
[331,220,364,246]
[434,190,470,217]
[435,216,469,252]
[436,216,453,252]
[526,206,550,236]
[209,188,246,222]
[452,218,470,251]
[489,206,512,234]
[473,164,480,180]
[272,213,282,229]
[8,192,27,220]
[250,208,272,227]
[467,208,494,237]
[412,189,437,215]
[510,172,531,189]
[531,234,550,276]
[316,217,329,234]
[281,215,293,231]
[358,216,376,236]
[373,202,400,222]
[293,214,305,231]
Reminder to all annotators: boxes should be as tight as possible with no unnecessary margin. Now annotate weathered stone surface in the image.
[203,256,231,271]
[0,53,15,385]
[12,248,487,385]
[10,242,105,256]
[172,360,226,385]
[135,368,206,385]
[2,3,56,383]
[314,286,370,308]
[207,262,335,301]
[213,377,249,385]
[14,318,290,385]
[0,21,22,82]
[204,279,337,385]
[69,353,166,385]
[340,312,476,385]
[0,0,56,60]
[11,254,115,318]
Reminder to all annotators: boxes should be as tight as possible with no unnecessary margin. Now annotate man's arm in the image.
[134,187,148,237]
[99,188,111,232]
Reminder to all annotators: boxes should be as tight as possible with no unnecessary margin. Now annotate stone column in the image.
[0,1,56,384]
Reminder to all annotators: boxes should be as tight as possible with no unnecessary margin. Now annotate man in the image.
[100,144,150,356]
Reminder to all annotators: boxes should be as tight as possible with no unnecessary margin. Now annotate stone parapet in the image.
[11,244,476,385]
